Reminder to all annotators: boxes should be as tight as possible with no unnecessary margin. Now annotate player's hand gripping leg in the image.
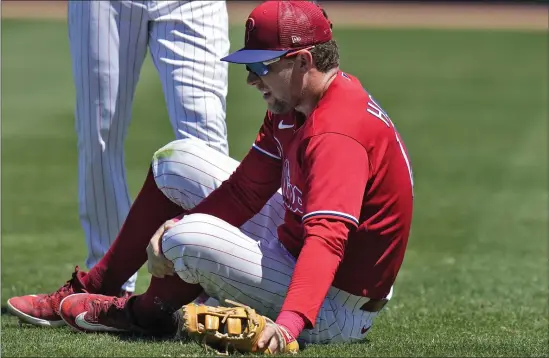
[146,220,178,278]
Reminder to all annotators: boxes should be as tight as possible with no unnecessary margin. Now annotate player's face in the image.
[246,49,311,114]
[246,62,294,114]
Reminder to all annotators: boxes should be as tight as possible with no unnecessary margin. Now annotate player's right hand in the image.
[146,219,177,278]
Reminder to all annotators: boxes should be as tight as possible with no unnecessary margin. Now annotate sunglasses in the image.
[246,46,315,77]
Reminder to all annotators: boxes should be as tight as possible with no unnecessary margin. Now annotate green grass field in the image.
[1,19,548,357]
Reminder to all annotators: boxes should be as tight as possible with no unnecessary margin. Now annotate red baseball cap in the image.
[221,1,333,64]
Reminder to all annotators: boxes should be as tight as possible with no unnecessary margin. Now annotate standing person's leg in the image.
[149,1,230,155]
[5,0,152,327]
[70,0,150,294]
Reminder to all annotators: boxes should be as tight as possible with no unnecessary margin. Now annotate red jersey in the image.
[188,71,414,327]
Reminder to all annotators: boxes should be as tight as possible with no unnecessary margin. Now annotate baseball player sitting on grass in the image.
[7,1,414,354]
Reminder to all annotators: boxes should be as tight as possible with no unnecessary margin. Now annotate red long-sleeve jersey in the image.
[188,71,414,328]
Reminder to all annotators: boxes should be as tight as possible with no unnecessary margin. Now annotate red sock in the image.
[81,166,184,295]
[130,275,203,333]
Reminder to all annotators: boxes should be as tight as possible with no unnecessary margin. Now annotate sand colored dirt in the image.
[1,0,547,30]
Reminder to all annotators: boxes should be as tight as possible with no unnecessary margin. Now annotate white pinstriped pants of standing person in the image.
[152,138,392,345]
[67,1,230,292]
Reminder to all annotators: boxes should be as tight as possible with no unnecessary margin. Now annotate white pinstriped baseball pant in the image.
[152,138,392,345]
[68,0,230,292]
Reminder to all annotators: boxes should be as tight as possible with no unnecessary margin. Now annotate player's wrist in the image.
[275,310,306,341]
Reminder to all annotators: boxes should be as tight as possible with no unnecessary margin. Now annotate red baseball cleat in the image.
[6,266,87,327]
[59,293,134,333]
[6,294,66,327]
[6,266,132,328]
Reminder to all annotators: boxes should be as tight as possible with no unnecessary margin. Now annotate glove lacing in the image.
[198,299,267,355]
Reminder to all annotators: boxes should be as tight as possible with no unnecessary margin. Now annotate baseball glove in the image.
[180,299,299,355]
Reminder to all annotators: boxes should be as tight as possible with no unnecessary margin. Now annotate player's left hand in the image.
[146,219,177,278]
[257,322,294,354]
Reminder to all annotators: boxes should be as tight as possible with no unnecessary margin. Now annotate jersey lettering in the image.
[367,97,391,127]
[282,159,304,214]
[367,94,414,193]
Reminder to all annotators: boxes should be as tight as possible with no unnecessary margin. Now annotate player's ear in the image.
[297,51,313,73]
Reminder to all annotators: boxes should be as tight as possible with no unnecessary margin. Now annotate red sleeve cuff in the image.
[302,211,359,228]
[275,310,306,340]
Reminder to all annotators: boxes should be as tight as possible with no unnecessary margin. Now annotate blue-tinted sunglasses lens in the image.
[246,62,269,76]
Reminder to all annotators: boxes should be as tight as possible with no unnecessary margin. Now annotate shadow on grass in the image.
[115,332,312,356]
[115,330,374,353]
[1,309,58,331]
[350,338,373,346]
[115,333,214,354]
[115,331,190,343]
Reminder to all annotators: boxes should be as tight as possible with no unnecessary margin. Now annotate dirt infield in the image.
[1,0,547,30]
